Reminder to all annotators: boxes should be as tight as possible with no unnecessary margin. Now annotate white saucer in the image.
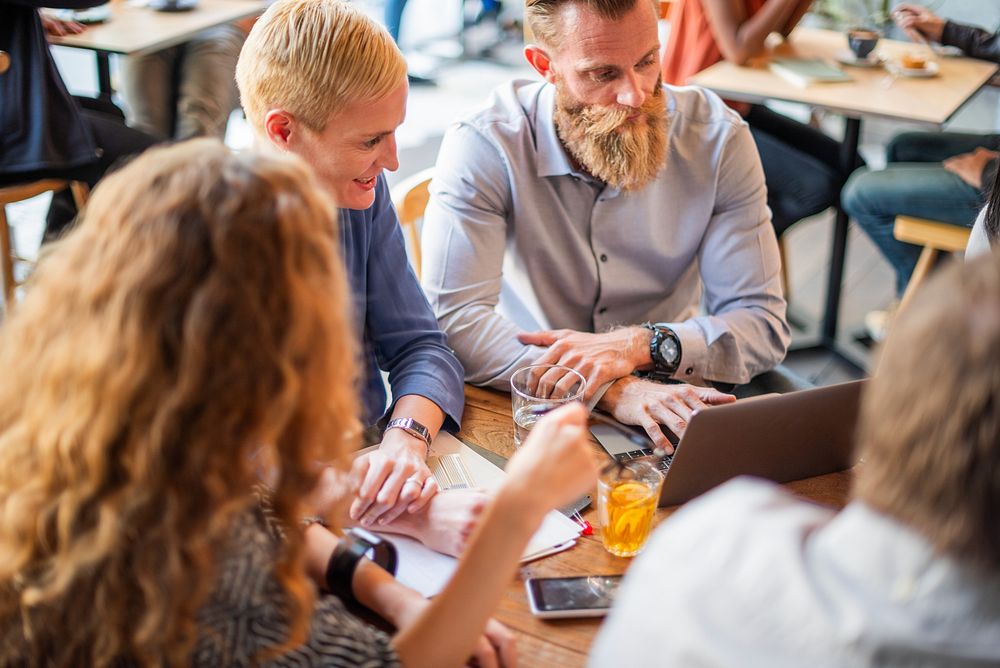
[886,60,940,78]
[834,49,884,68]
[932,45,964,58]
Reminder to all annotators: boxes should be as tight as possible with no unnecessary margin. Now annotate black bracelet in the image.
[324,528,398,602]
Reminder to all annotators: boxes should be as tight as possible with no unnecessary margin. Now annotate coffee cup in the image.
[847,28,879,60]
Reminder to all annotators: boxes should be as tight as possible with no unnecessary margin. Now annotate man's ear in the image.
[263,109,295,150]
[524,45,557,84]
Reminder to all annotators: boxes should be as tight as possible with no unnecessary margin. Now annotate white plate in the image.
[932,45,964,58]
[834,49,884,68]
[886,60,939,78]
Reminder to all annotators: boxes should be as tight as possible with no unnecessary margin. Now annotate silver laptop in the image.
[592,380,865,507]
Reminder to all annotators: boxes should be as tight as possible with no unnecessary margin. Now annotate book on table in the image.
[769,57,852,87]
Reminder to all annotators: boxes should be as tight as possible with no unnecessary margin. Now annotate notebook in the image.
[769,57,853,87]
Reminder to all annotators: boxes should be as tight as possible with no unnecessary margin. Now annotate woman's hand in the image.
[350,431,438,527]
[381,488,490,557]
[40,14,86,38]
[893,3,946,43]
[502,402,603,516]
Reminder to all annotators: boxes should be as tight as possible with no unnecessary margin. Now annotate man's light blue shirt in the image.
[422,80,789,388]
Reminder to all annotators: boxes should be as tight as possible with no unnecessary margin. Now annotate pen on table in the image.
[571,510,593,536]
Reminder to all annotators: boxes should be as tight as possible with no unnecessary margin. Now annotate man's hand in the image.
[40,14,86,38]
[943,148,999,189]
[517,327,652,400]
[381,488,491,557]
[350,430,438,527]
[893,3,946,43]
[598,376,736,453]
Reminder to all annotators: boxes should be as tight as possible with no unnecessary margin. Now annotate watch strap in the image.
[324,528,398,601]
[385,417,432,450]
[642,322,681,375]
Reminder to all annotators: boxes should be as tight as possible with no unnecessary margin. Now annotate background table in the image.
[48,0,266,103]
[691,28,998,369]
[459,384,852,666]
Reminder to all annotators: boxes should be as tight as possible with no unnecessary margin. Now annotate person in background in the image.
[591,251,1000,666]
[120,21,249,140]
[422,0,789,452]
[842,3,1000,340]
[0,0,156,239]
[662,0,858,238]
[236,0,468,529]
[0,138,600,667]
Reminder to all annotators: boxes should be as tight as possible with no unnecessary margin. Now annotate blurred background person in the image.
[662,0,859,239]
[0,0,156,240]
[842,2,1000,340]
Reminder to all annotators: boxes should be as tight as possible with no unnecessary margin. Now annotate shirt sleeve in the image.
[941,21,1000,63]
[667,118,790,385]
[365,178,465,430]
[421,123,547,389]
[966,207,994,259]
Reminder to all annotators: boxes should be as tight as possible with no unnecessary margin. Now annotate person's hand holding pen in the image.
[893,3,946,44]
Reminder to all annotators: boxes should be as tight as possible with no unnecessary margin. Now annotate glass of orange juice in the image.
[597,460,663,557]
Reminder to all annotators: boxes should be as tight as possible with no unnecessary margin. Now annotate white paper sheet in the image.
[372,432,582,597]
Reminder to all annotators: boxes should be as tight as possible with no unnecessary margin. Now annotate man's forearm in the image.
[942,21,1000,63]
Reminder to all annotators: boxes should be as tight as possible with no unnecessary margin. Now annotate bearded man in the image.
[421,0,789,449]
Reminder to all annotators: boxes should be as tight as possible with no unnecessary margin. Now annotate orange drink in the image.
[597,460,663,557]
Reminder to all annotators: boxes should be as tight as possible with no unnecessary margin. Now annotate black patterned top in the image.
[192,510,401,667]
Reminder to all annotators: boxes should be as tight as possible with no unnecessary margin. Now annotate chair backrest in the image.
[390,167,434,280]
[0,179,88,309]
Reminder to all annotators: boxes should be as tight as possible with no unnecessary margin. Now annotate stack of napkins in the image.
[375,432,582,597]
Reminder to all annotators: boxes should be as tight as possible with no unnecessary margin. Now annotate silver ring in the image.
[403,478,422,487]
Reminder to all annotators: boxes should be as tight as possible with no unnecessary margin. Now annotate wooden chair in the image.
[390,168,434,280]
[893,214,972,312]
[0,179,88,307]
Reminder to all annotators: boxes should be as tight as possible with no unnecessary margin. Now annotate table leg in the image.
[96,52,114,105]
[819,116,861,343]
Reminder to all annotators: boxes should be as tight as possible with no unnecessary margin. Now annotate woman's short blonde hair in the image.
[855,252,1000,570]
[236,0,407,134]
[0,139,358,665]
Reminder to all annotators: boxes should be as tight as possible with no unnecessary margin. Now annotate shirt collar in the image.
[532,82,675,195]
[533,83,584,179]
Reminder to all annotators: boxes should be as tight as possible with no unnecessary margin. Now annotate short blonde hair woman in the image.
[236,0,467,530]
[0,139,599,667]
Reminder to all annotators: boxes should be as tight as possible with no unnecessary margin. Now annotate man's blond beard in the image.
[553,83,668,192]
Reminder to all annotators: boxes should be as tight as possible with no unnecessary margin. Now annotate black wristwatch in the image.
[324,528,398,601]
[642,323,682,376]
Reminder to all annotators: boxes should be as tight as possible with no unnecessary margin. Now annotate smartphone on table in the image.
[524,574,622,619]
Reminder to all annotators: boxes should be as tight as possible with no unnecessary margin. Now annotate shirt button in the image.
[600,254,608,262]
[685,367,694,375]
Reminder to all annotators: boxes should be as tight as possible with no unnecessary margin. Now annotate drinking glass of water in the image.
[510,364,586,448]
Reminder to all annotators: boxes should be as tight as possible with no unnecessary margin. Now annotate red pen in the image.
[572,511,594,536]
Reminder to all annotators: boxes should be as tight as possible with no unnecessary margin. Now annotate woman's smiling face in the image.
[291,79,408,210]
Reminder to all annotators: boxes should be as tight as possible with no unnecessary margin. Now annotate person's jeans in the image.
[745,105,860,237]
[841,131,1000,296]
[120,24,245,140]
[0,97,158,239]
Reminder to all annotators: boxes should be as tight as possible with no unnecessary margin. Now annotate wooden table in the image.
[690,27,998,366]
[48,0,266,103]
[459,384,852,666]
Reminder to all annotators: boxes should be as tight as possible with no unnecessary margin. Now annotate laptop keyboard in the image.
[615,448,673,472]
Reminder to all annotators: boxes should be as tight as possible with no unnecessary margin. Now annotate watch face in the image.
[658,337,680,366]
